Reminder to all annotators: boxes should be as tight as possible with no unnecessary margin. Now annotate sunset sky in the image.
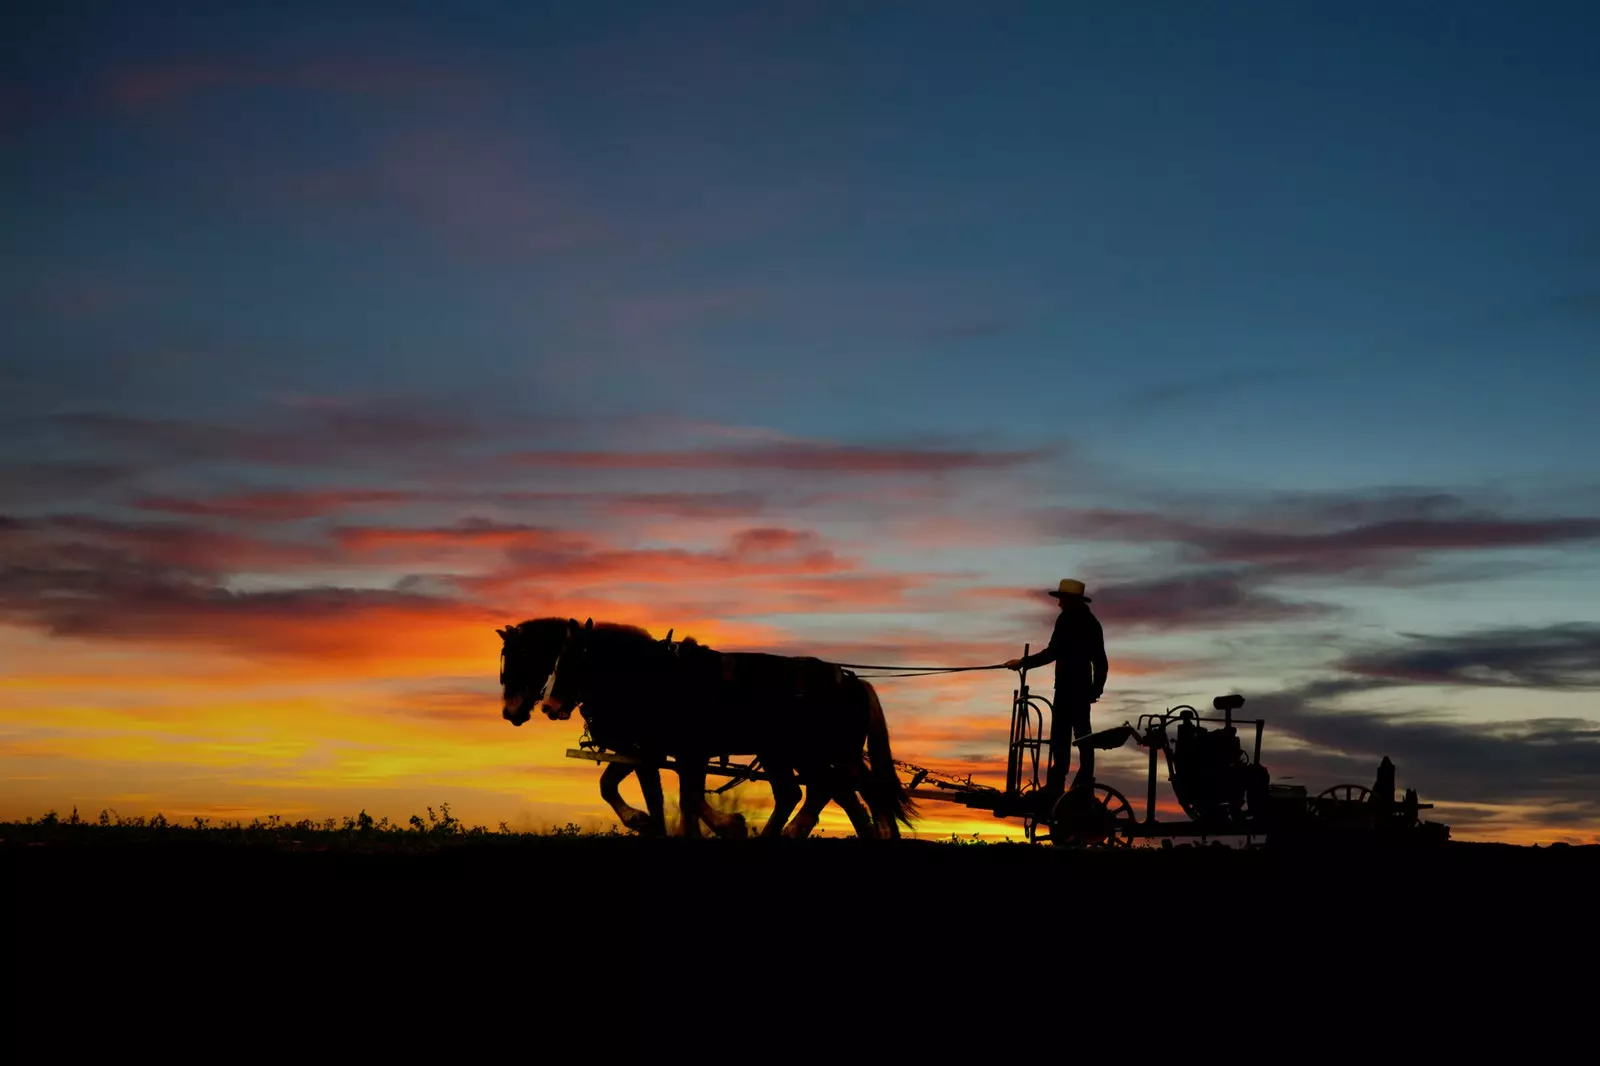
[3,3,1598,842]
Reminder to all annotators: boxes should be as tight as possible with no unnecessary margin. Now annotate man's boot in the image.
[1043,756,1069,807]
[1071,747,1095,792]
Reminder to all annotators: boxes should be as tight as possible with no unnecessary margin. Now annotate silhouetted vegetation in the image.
[1,804,636,855]
[6,800,1021,852]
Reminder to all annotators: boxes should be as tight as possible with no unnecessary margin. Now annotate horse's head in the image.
[497,621,563,727]
[538,617,594,721]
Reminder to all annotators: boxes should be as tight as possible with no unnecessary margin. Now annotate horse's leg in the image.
[677,760,706,838]
[759,760,802,837]
[815,758,877,837]
[781,778,833,839]
[698,791,748,839]
[636,762,667,837]
[833,782,877,838]
[843,755,896,838]
[694,758,749,838]
[598,762,653,833]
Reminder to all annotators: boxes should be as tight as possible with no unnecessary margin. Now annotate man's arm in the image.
[1019,641,1059,670]
[1006,616,1062,671]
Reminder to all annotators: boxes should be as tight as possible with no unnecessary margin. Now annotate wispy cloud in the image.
[1040,491,1600,582]
[1339,623,1600,691]
[54,403,489,467]
[507,442,1056,474]
[0,462,144,506]
[1089,570,1333,631]
[135,489,433,522]
[133,488,773,523]
[1114,367,1312,421]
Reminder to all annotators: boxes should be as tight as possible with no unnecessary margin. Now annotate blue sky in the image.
[2,2,1598,840]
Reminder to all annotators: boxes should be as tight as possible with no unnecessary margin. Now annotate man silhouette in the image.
[1005,578,1108,798]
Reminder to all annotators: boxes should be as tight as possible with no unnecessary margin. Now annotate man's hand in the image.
[1004,659,1023,670]
[1089,690,1103,704]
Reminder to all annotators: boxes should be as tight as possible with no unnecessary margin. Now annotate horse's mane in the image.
[511,616,571,630]
[511,617,700,646]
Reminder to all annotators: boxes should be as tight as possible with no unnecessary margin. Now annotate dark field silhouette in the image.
[5,815,1590,1048]
[7,812,1593,984]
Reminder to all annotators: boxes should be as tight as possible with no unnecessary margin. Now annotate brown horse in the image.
[498,619,904,837]
[531,618,914,839]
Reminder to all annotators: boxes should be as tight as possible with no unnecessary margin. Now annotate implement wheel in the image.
[1316,784,1371,806]
[1049,784,1134,848]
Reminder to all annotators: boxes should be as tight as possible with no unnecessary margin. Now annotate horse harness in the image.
[661,630,847,700]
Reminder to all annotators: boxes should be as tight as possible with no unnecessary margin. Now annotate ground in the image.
[8,824,1593,975]
[6,821,1591,1044]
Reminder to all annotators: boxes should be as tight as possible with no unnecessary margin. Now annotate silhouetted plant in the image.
[10,803,1020,848]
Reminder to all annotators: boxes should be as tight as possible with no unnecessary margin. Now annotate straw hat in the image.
[1047,578,1091,602]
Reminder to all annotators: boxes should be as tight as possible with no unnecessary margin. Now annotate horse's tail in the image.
[858,677,915,837]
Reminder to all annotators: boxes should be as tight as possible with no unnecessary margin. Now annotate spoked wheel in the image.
[1049,784,1135,848]
[1309,783,1373,825]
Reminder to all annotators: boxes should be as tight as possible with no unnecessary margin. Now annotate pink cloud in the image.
[133,487,773,523]
[1,514,331,573]
[136,489,425,521]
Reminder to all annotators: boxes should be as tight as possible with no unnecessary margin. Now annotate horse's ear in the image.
[495,626,509,639]
[664,628,673,643]
[584,618,593,632]
[566,617,578,634]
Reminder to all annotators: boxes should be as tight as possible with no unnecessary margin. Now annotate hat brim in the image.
[1048,590,1091,601]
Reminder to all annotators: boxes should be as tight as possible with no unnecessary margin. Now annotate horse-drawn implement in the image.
[897,655,1451,847]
